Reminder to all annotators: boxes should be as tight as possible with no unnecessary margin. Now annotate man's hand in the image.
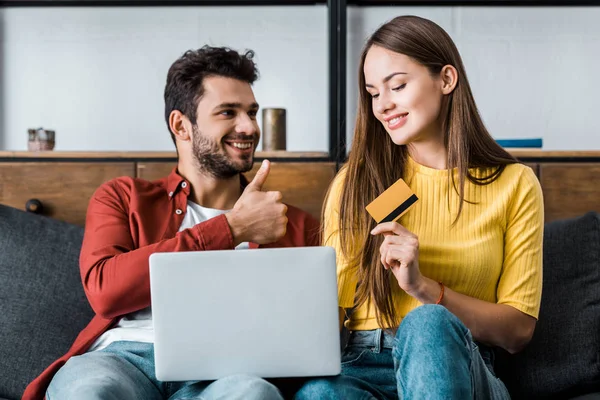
[226,160,288,245]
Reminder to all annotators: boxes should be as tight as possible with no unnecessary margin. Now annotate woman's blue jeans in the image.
[295,304,511,400]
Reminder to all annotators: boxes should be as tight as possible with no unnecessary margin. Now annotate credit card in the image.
[366,178,419,223]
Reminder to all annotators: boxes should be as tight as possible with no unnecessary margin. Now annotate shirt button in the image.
[168,191,174,197]
[175,209,183,215]
[181,182,188,188]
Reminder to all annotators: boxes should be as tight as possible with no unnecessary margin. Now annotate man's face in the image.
[191,76,260,179]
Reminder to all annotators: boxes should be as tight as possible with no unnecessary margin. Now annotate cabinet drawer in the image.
[136,161,176,181]
[245,162,336,219]
[524,163,539,178]
[0,162,135,226]
[540,163,600,222]
[137,161,337,219]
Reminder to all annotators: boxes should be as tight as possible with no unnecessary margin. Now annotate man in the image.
[23,46,320,400]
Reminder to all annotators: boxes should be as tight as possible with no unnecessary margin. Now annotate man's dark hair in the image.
[164,45,259,144]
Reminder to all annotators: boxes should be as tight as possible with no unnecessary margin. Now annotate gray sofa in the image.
[0,203,598,400]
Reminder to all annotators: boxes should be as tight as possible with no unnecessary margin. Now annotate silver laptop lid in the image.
[149,246,341,381]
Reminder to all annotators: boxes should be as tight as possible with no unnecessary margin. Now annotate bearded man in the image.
[23,46,319,400]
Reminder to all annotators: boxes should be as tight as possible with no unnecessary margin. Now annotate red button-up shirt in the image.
[23,168,320,400]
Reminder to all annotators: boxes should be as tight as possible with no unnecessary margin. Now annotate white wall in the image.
[1,5,599,152]
[347,6,600,151]
[0,6,329,151]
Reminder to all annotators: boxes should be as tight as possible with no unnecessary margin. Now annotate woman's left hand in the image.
[371,221,423,294]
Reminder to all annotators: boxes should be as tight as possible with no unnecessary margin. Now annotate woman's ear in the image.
[440,65,458,95]
[169,110,192,142]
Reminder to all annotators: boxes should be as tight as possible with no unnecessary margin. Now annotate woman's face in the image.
[363,45,446,146]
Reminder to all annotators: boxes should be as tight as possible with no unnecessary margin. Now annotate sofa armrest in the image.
[0,205,94,399]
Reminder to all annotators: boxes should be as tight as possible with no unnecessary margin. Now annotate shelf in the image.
[336,150,600,164]
[1,150,599,163]
[509,150,600,162]
[348,0,600,5]
[0,150,332,161]
[256,151,330,160]
[0,0,326,6]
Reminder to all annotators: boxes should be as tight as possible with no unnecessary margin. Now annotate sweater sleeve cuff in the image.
[194,214,235,250]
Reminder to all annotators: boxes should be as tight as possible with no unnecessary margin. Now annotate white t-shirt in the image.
[87,201,248,352]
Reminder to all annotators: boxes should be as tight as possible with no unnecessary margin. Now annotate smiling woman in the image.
[363,48,451,149]
[295,15,544,400]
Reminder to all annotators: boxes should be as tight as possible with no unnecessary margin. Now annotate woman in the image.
[295,15,543,400]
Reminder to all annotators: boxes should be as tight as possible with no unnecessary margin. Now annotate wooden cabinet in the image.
[0,154,336,225]
[524,163,539,178]
[539,163,600,222]
[0,162,135,226]
[0,151,598,226]
[244,162,336,219]
[137,161,337,219]
[136,162,175,181]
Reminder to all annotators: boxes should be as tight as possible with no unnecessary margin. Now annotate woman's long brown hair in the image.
[329,15,517,329]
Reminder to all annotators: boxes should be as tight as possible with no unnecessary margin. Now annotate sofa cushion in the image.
[570,394,600,400]
[496,212,600,399]
[0,205,94,400]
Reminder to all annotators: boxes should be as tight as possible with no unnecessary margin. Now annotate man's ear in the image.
[169,110,192,142]
[440,65,458,95]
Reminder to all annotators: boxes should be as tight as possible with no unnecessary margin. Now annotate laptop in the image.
[149,246,341,382]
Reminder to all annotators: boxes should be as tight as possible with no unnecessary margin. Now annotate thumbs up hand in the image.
[244,159,271,192]
[226,160,288,246]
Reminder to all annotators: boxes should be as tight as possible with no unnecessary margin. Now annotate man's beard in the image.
[191,124,256,179]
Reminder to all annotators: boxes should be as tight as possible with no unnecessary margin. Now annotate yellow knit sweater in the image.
[325,156,544,331]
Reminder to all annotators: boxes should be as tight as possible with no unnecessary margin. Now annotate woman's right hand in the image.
[371,221,424,295]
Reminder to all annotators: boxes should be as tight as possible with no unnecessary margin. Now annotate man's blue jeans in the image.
[46,341,284,400]
[295,304,511,400]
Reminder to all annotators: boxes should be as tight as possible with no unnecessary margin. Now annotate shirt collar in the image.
[167,167,189,199]
[167,167,250,200]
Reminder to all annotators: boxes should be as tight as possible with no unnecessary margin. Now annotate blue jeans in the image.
[46,341,284,400]
[295,304,511,400]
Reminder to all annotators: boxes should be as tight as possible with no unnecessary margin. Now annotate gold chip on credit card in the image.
[365,178,419,223]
